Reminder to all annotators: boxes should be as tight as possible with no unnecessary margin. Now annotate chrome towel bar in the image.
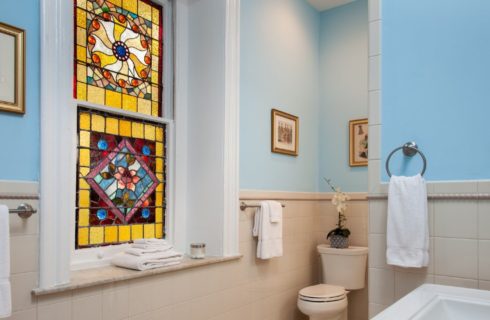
[240,201,286,211]
[7,203,37,219]
[385,141,427,177]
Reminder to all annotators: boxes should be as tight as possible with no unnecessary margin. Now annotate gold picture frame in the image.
[0,22,25,114]
[349,118,368,167]
[271,109,299,156]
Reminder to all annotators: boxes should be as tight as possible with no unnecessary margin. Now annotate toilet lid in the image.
[299,284,346,302]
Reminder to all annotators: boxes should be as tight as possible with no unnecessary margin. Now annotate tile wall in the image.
[1,183,368,320]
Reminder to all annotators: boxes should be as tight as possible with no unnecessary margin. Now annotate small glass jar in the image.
[190,243,206,259]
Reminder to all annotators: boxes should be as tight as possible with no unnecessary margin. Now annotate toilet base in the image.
[308,309,347,320]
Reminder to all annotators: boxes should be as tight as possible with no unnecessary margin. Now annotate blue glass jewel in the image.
[97,209,107,220]
[98,139,108,150]
[115,44,127,57]
[142,145,151,155]
[142,208,150,219]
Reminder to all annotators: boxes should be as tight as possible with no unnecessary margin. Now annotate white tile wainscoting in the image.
[1,183,368,320]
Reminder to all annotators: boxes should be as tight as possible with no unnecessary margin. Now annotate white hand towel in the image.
[126,246,172,256]
[131,238,173,251]
[0,205,11,318]
[133,238,169,246]
[252,201,283,259]
[112,250,183,271]
[387,174,429,268]
[268,201,283,223]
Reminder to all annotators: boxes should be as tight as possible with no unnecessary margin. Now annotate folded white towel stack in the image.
[252,200,283,259]
[111,238,183,271]
[0,205,11,319]
[387,174,429,268]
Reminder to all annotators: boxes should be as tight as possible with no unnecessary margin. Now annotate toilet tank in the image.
[317,245,368,290]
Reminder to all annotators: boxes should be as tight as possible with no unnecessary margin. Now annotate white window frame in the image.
[39,0,239,289]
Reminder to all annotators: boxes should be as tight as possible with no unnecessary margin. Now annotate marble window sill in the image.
[32,255,242,296]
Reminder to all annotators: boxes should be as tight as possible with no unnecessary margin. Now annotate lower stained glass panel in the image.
[77,107,166,248]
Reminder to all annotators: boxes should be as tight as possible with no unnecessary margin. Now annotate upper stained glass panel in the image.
[75,0,163,117]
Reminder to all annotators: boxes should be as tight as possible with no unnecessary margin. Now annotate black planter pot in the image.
[329,235,349,248]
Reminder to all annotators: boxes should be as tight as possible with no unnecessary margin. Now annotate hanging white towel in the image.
[387,174,429,268]
[252,201,283,259]
[0,205,11,318]
[112,249,183,271]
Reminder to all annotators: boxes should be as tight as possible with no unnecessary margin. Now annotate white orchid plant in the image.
[324,178,351,239]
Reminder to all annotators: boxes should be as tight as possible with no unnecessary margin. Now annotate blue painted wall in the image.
[382,0,490,181]
[318,0,368,192]
[0,0,40,181]
[240,0,321,192]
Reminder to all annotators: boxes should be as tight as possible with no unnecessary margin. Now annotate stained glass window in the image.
[77,108,166,248]
[74,0,163,117]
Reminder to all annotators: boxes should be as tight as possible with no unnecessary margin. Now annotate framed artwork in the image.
[349,118,368,167]
[0,22,25,114]
[271,108,298,156]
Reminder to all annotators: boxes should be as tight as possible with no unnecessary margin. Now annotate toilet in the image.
[297,245,368,320]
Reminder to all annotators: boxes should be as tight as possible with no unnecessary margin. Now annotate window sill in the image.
[32,255,242,296]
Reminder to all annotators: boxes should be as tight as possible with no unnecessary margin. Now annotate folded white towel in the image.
[126,246,172,256]
[252,201,283,259]
[131,243,173,251]
[0,205,11,318]
[133,238,169,245]
[387,174,429,268]
[268,201,282,223]
[112,250,184,271]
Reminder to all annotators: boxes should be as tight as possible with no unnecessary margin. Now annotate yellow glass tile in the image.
[87,85,105,105]
[77,65,87,83]
[152,24,159,40]
[152,7,160,25]
[78,190,90,207]
[90,227,104,245]
[78,228,89,246]
[152,102,159,117]
[77,0,87,9]
[105,226,118,243]
[132,122,144,138]
[106,117,119,135]
[78,209,89,227]
[144,224,155,238]
[106,90,122,109]
[122,94,137,112]
[155,142,163,156]
[152,55,159,72]
[155,208,163,222]
[79,149,90,167]
[152,40,159,56]
[110,0,121,6]
[132,225,143,240]
[77,45,86,62]
[77,82,87,101]
[79,177,90,190]
[156,158,163,173]
[79,112,90,130]
[122,0,137,13]
[76,27,86,47]
[137,98,151,115]
[138,1,152,21]
[119,225,131,242]
[155,192,163,205]
[156,173,164,183]
[151,86,159,102]
[156,181,164,192]
[144,124,155,141]
[79,130,90,147]
[155,224,163,239]
[156,127,164,141]
[119,120,132,137]
[79,166,89,177]
[86,0,93,11]
[91,114,105,132]
[76,8,86,28]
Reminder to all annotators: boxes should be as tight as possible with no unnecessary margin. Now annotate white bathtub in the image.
[372,284,490,320]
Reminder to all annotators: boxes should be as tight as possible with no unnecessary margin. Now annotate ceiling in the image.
[306,0,356,12]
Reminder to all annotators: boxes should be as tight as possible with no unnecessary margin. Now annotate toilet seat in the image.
[298,284,346,303]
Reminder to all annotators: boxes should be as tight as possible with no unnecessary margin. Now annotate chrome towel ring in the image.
[385,142,427,177]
